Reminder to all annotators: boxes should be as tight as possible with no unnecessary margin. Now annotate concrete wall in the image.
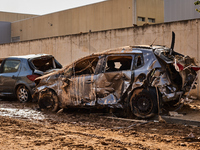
[164,0,200,22]
[0,11,37,22]
[1,19,199,96]
[0,22,11,44]
[11,0,164,42]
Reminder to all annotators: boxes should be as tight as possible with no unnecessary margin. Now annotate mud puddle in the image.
[0,99,46,122]
[0,99,110,125]
[0,108,45,120]
[0,98,200,124]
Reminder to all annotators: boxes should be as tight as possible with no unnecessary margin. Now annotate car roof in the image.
[6,54,52,60]
[91,45,167,56]
[93,46,146,55]
[69,45,167,65]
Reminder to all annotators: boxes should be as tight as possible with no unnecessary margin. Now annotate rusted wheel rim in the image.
[39,92,59,112]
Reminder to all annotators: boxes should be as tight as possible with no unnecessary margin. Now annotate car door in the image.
[95,55,134,106]
[0,59,21,96]
[66,56,100,106]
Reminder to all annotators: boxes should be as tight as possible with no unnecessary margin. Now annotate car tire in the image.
[38,91,59,112]
[130,88,158,119]
[16,85,30,103]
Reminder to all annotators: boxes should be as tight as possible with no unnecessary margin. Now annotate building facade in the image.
[0,12,38,44]
[0,21,11,44]
[164,0,200,22]
[0,11,37,22]
[11,0,164,42]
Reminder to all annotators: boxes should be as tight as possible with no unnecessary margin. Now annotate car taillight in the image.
[191,66,200,71]
[177,63,184,71]
[27,74,40,81]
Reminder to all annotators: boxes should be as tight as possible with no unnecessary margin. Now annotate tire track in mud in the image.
[0,116,133,149]
[0,116,197,150]
[0,115,166,150]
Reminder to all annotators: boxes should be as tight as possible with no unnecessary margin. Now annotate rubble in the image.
[190,96,198,100]
[168,111,184,117]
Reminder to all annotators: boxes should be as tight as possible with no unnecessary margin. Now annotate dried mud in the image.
[0,99,200,150]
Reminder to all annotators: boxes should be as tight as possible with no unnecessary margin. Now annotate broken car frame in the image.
[33,32,200,118]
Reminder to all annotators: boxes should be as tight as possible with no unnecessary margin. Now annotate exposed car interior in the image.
[134,54,144,69]
[74,57,99,76]
[31,56,62,72]
[105,56,133,72]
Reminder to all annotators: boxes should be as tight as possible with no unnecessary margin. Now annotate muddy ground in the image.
[0,99,200,150]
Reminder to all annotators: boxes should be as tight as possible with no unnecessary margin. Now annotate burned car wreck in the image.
[33,33,200,118]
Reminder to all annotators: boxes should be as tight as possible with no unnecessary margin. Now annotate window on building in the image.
[11,36,20,42]
[138,17,145,22]
[148,18,155,23]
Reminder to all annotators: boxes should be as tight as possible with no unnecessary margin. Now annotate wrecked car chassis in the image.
[33,43,199,119]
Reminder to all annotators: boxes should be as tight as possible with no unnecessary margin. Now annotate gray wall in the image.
[164,0,200,22]
[0,21,11,44]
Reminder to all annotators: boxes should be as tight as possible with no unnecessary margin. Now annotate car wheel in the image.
[130,88,158,119]
[16,85,30,103]
[38,91,59,112]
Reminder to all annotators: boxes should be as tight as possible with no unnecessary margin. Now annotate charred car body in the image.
[34,33,199,118]
[0,54,62,102]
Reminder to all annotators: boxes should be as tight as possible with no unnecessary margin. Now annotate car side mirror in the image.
[34,69,44,75]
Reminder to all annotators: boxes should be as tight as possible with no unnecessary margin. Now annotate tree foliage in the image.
[194,0,200,12]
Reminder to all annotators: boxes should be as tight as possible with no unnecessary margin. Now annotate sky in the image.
[0,0,106,15]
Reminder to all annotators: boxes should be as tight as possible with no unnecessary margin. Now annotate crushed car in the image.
[33,32,200,118]
[0,54,62,102]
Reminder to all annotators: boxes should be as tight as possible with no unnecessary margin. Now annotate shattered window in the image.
[3,60,20,73]
[0,58,4,67]
[134,54,144,69]
[74,57,99,76]
[31,56,56,72]
[105,56,133,72]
